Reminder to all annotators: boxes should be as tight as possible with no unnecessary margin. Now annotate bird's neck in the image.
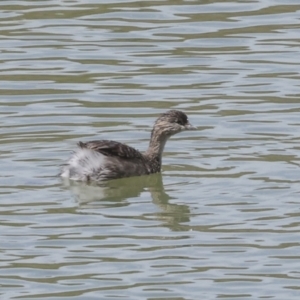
[145,129,169,163]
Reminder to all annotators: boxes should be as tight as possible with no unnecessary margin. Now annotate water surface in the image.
[1,0,300,299]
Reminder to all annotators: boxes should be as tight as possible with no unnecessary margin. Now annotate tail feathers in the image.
[60,148,105,181]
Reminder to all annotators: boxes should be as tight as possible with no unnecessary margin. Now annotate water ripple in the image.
[1,0,300,299]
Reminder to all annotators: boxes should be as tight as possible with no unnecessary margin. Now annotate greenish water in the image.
[1,1,300,299]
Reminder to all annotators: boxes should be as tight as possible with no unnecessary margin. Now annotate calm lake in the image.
[1,0,300,299]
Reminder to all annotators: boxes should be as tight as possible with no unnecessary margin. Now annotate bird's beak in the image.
[184,121,197,130]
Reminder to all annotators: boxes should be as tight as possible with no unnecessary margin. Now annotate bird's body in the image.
[61,140,160,181]
[60,110,196,182]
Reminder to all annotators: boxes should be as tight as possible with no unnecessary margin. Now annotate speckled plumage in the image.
[60,110,196,182]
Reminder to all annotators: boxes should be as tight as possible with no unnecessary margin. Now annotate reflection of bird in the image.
[60,110,196,182]
[62,173,167,204]
[63,173,191,231]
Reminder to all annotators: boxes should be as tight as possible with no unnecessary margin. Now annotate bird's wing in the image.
[78,140,144,159]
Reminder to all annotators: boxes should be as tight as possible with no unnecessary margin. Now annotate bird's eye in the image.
[177,119,185,126]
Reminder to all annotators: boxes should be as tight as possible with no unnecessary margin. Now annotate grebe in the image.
[60,110,196,182]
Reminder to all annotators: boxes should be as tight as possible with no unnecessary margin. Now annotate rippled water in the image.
[1,0,300,299]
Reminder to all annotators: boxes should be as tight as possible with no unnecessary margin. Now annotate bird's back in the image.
[60,140,158,182]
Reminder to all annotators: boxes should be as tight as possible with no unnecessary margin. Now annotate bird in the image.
[60,110,196,182]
